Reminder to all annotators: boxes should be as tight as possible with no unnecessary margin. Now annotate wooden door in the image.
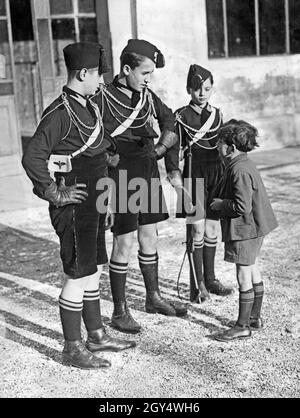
[30,0,112,112]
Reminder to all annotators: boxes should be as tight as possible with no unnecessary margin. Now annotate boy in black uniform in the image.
[22,42,136,369]
[174,64,233,302]
[94,39,187,333]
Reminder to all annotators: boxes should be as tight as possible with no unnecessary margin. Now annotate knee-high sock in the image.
[237,289,254,327]
[109,260,128,315]
[82,289,103,332]
[203,236,217,283]
[138,251,159,292]
[192,239,204,285]
[59,295,83,341]
[251,282,264,319]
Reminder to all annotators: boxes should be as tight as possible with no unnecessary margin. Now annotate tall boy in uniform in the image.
[22,42,136,369]
[94,39,187,334]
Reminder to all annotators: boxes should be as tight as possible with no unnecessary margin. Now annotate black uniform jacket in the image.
[213,154,278,242]
[93,78,177,171]
[22,86,111,198]
[173,102,223,169]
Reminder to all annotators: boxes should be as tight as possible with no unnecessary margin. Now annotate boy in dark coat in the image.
[93,39,187,334]
[22,42,136,369]
[210,119,278,341]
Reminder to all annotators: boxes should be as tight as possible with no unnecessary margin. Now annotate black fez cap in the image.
[63,42,109,74]
[121,39,165,68]
[187,64,212,90]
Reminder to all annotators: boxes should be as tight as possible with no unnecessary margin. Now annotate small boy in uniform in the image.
[173,64,233,302]
[210,119,278,341]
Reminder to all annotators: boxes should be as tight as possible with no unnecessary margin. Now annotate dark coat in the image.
[213,154,278,242]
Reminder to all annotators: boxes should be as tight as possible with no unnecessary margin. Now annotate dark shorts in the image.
[177,158,224,220]
[224,236,264,265]
[109,142,169,236]
[49,155,108,279]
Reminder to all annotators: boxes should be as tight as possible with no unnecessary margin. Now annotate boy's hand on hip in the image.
[210,198,223,211]
[44,177,88,207]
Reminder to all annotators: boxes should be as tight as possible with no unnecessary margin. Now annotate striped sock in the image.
[82,289,103,332]
[203,236,218,283]
[192,239,204,284]
[251,282,264,319]
[109,260,128,315]
[138,251,159,292]
[59,295,83,341]
[237,288,254,327]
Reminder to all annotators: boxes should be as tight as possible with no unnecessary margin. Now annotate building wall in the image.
[108,0,300,150]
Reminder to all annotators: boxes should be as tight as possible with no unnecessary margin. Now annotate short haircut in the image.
[67,69,80,80]
[218,119,259,152]
[66,67,98,81]
[120,52,146,70]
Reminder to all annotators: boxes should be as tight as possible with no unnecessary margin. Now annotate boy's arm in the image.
[219,171,253,218]
[150,92,178,171]
[22,110,66,199]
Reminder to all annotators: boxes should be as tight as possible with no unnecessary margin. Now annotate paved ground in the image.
[0,146,299,398]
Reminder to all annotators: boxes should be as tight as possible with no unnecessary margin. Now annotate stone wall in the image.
[108,0,300,150]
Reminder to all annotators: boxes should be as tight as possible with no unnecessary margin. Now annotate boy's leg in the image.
[84,266,136,352]
[203,219,233,296]
[138,223,176,316]
[250,260,264,329]
[60,275,110,369]
[190,220,209,302]
[110,232,141,333]
[215,264,253,342]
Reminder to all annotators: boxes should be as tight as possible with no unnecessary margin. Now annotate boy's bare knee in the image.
[112,233,134,261]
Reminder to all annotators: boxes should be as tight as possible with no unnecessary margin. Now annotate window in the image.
[10,0,34,41]
[50,0,97,76]
[0,0,13,84]
[206,0,299,58]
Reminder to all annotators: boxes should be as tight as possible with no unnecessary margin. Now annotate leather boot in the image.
[145,291,176,316]
[167,299,188,317]
[111,302,142,334]
[250,317,264,330]
[86,327,137,352]
[205,279,234,296]
[190,269,210,303]
[62,340,111,369]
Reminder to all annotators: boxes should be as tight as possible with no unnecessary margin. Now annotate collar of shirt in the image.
[188,101,212,115]
[63,85,88,108]
[112,76,143,100]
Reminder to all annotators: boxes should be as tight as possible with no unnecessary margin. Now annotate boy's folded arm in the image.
[220,171,253,218]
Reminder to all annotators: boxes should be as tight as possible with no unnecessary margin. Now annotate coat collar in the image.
[226,153,248,170]
[63,86,88,107]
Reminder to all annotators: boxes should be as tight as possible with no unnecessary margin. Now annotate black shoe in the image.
[167,300,188,316]
[111,304,142,334]
[214,324,251,342]
[250,317,264,330]
[86,328,137,352]
[206,279,234,296]
[190,282,210,303]
[145,291,176,316]
[62,340,111,369]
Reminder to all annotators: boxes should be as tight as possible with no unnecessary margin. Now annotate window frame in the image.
[208,0,292,58]
[50,0,97,42]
